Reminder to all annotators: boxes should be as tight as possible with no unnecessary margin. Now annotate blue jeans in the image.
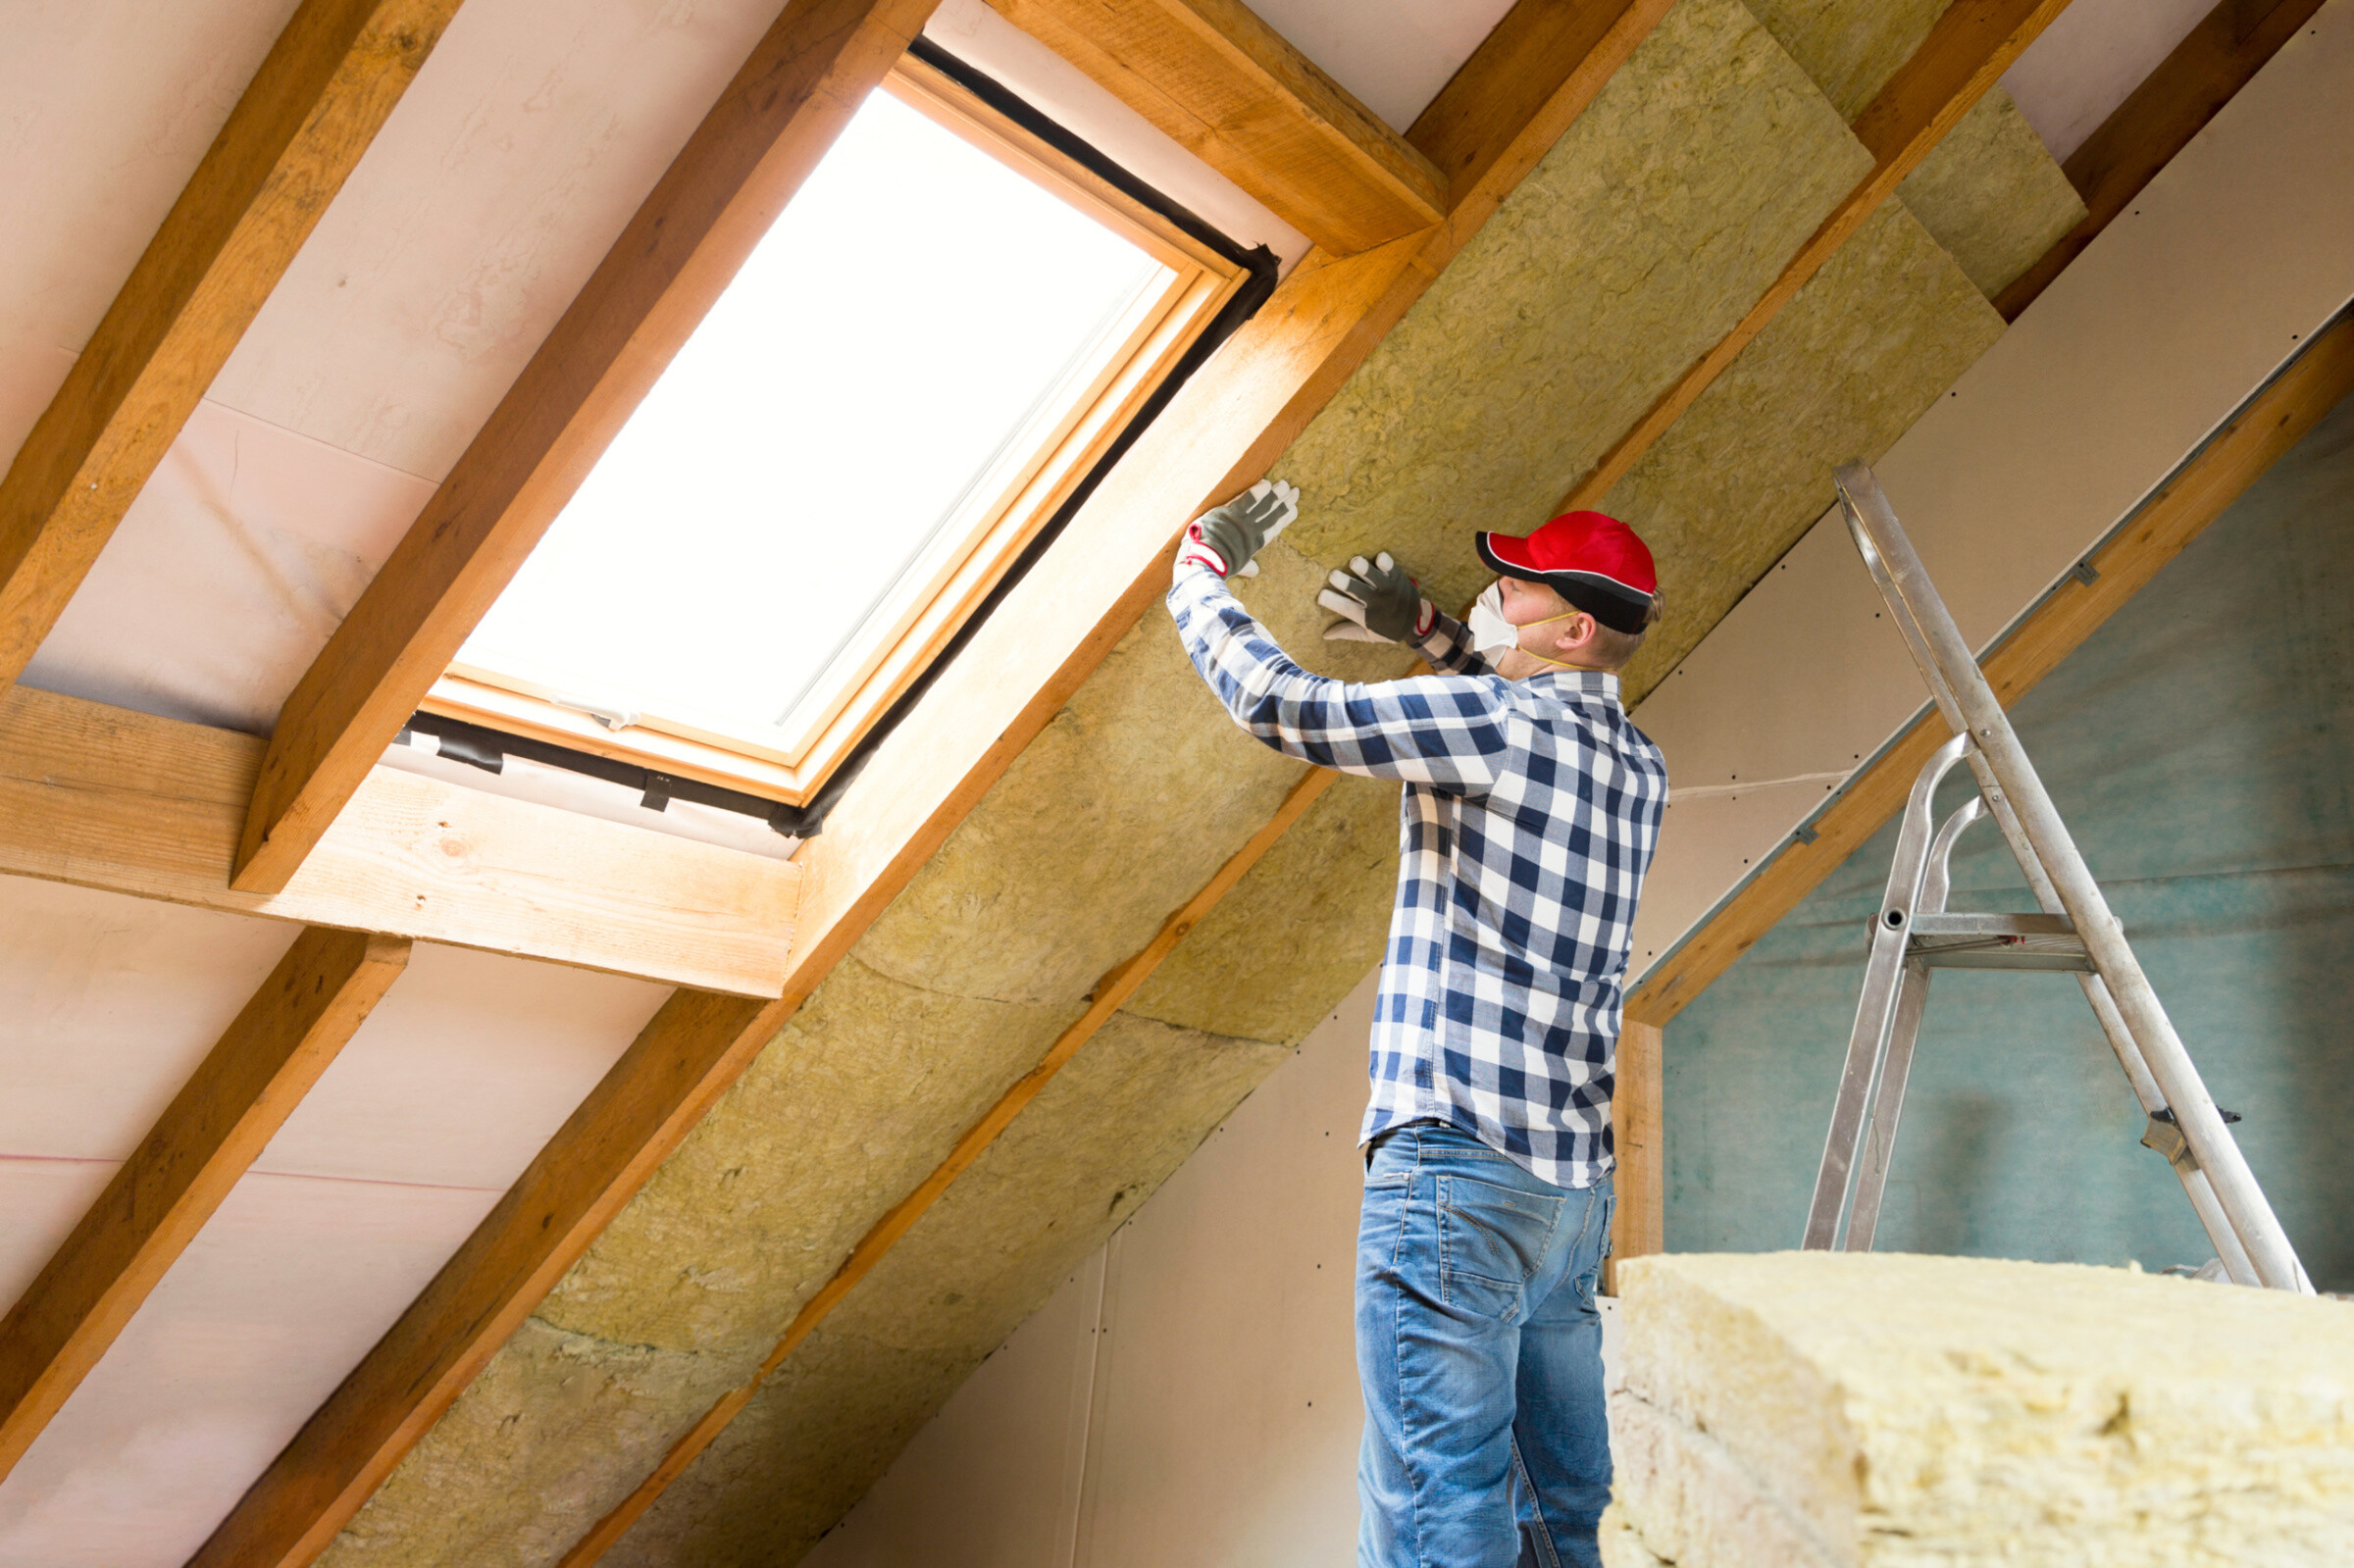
[1356,1122,1614,1568]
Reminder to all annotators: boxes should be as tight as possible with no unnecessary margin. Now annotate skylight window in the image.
[433,60,1245,803]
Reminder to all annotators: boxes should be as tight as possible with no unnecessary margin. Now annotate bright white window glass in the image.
[459,89,1170,748]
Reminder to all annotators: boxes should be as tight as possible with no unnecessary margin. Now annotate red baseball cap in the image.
[1475,510,1657,634]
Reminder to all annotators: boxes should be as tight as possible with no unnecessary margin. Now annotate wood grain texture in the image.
[0,0,460,694]
[232,0,944,895]
[551,766,1337,1567]
[0,928,408,1482]
[1603,1019,1664,1294]
[1627,312,2354,1027]
[1561,0,2073,512]
[0,686,797,995]
[189,11,1675,1560]
[986,0,1445,252]
[1993,0,2325,321]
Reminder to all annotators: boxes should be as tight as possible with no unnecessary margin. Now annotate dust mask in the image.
[1467,581,1515,657]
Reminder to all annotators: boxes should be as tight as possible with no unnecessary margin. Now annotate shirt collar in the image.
[1526,667,1621,702]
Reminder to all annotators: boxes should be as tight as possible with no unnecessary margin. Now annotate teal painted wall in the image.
[1664,390,2354,1290]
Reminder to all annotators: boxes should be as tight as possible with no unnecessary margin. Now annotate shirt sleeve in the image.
[1409,607,1495,676]
[1166,564,1509,794]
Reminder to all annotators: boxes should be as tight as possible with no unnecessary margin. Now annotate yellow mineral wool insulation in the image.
[1742,0,1948,121]
[1900,87,2087,299]
[1128,768,1402,1044]
[1275,0,1873,619]
[1605,198,2003,699]
[606,1012,1290,1568]
[1608,1252,2354,1567]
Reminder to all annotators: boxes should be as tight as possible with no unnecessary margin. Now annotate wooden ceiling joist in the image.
[985,0,1446,253]
[0,0,463,697]
[228,0,947,897]
[1994,0,2327,320]
[0,927,409,1483]
[186,5,1673,1562]
[1561,0,2074,511]
[0,686,798,995]
[1627,311,2354,1026]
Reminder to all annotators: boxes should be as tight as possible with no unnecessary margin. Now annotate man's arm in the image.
[1410,607,1494,677]
[1316,550,1496,676]
[1167,565,1508,794]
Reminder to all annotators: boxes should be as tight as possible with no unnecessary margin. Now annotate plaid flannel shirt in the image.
[1167,564,1667,1189]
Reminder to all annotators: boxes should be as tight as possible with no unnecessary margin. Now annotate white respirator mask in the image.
[1466,580,1517,659]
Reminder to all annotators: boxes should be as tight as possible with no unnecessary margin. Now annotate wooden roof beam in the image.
[0,0,463,698]
[1561,0,2076,511]
[0,928,409,1483]
[181,5,1672,1563]
[1995,0,2327,320]
[1626,313,2354,1026]
[229,0,946,897]
[0,686,798,995]
[986,0,1446,254]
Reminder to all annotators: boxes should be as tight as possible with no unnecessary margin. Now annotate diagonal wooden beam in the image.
[0,927,409,1483]
[0,686,799,996]
[184,6,1672,1563]
[1994,0,2326,321]
[1560,0,2074,511]
[1625,311,2354,1026]
[230,0,947,896]
[986,0,1445,253]
[0,0,463,695]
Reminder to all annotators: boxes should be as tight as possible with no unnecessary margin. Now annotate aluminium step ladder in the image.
[1801,463,2313,1293]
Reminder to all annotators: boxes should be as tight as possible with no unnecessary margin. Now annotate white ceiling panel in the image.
[1248,0,1517,129]
[0,1171,501,1568]
[0,1159,120,1313]
[0,0,297,364]
[207,0,789,481]
[2003,0,2214,163]
[256,940,664,1190]
[0,878,296,1165]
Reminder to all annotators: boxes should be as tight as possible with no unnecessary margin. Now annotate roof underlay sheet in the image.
[307,0,2084,1561]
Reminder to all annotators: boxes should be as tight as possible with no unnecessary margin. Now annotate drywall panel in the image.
[1628,3,2354,975]
[0,1172,503,1568]
[1243,0,1520,128]
[0,0,295,364]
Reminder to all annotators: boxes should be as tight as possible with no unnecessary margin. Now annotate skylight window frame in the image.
[422,52,1251,807]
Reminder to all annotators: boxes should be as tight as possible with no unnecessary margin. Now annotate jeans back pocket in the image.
[1437,1174,1562,1322]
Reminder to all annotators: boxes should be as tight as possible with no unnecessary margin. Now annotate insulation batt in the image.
[1605,1252,2354,1567]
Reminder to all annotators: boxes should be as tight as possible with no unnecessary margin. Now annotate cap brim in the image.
[1474,531,1536,579]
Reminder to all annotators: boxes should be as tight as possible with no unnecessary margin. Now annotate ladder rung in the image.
[1907,912,2092,972]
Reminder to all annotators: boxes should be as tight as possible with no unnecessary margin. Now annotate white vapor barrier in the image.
[1627,1,2354,979]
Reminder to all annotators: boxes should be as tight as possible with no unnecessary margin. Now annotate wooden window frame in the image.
[420,53,1249,806]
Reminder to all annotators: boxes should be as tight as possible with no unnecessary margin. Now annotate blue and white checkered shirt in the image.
[1167,564,1667,1189]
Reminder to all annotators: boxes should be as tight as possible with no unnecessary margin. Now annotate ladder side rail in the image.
[1835,463,2309,1291]
[1803,733,1968,1248]
[1846,959,1931,1252]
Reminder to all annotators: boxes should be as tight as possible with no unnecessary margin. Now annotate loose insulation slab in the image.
[1275,0,1873,617]
[606,1013,1289,1567]
[1607,1252,2354,1567]
[1899,88,2088,299]
[1743,0,1946,120]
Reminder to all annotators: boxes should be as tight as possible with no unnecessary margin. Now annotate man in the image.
[1165,481,1668,1568]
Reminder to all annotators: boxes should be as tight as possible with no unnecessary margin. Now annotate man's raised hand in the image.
[1176,480,1301,580]
[1320,552,1433,642]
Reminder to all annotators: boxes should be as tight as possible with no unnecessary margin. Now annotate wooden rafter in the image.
[0,0,463,696]
[230,0,947,896]
[1995,0,2326,320]
[1560,0,2073,511]
[1626,312,2354,1027]
[986,0,1446,253]
[1601,1019,1663,1294]
[0,928,409,1482]
[0,686,798,995]
[184,6,1673,1563]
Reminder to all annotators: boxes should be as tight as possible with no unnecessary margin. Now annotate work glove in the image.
[1175,480,1300,580]
[1319,552,1432,643]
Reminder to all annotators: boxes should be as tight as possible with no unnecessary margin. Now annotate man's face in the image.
[1496,575,1567,628]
